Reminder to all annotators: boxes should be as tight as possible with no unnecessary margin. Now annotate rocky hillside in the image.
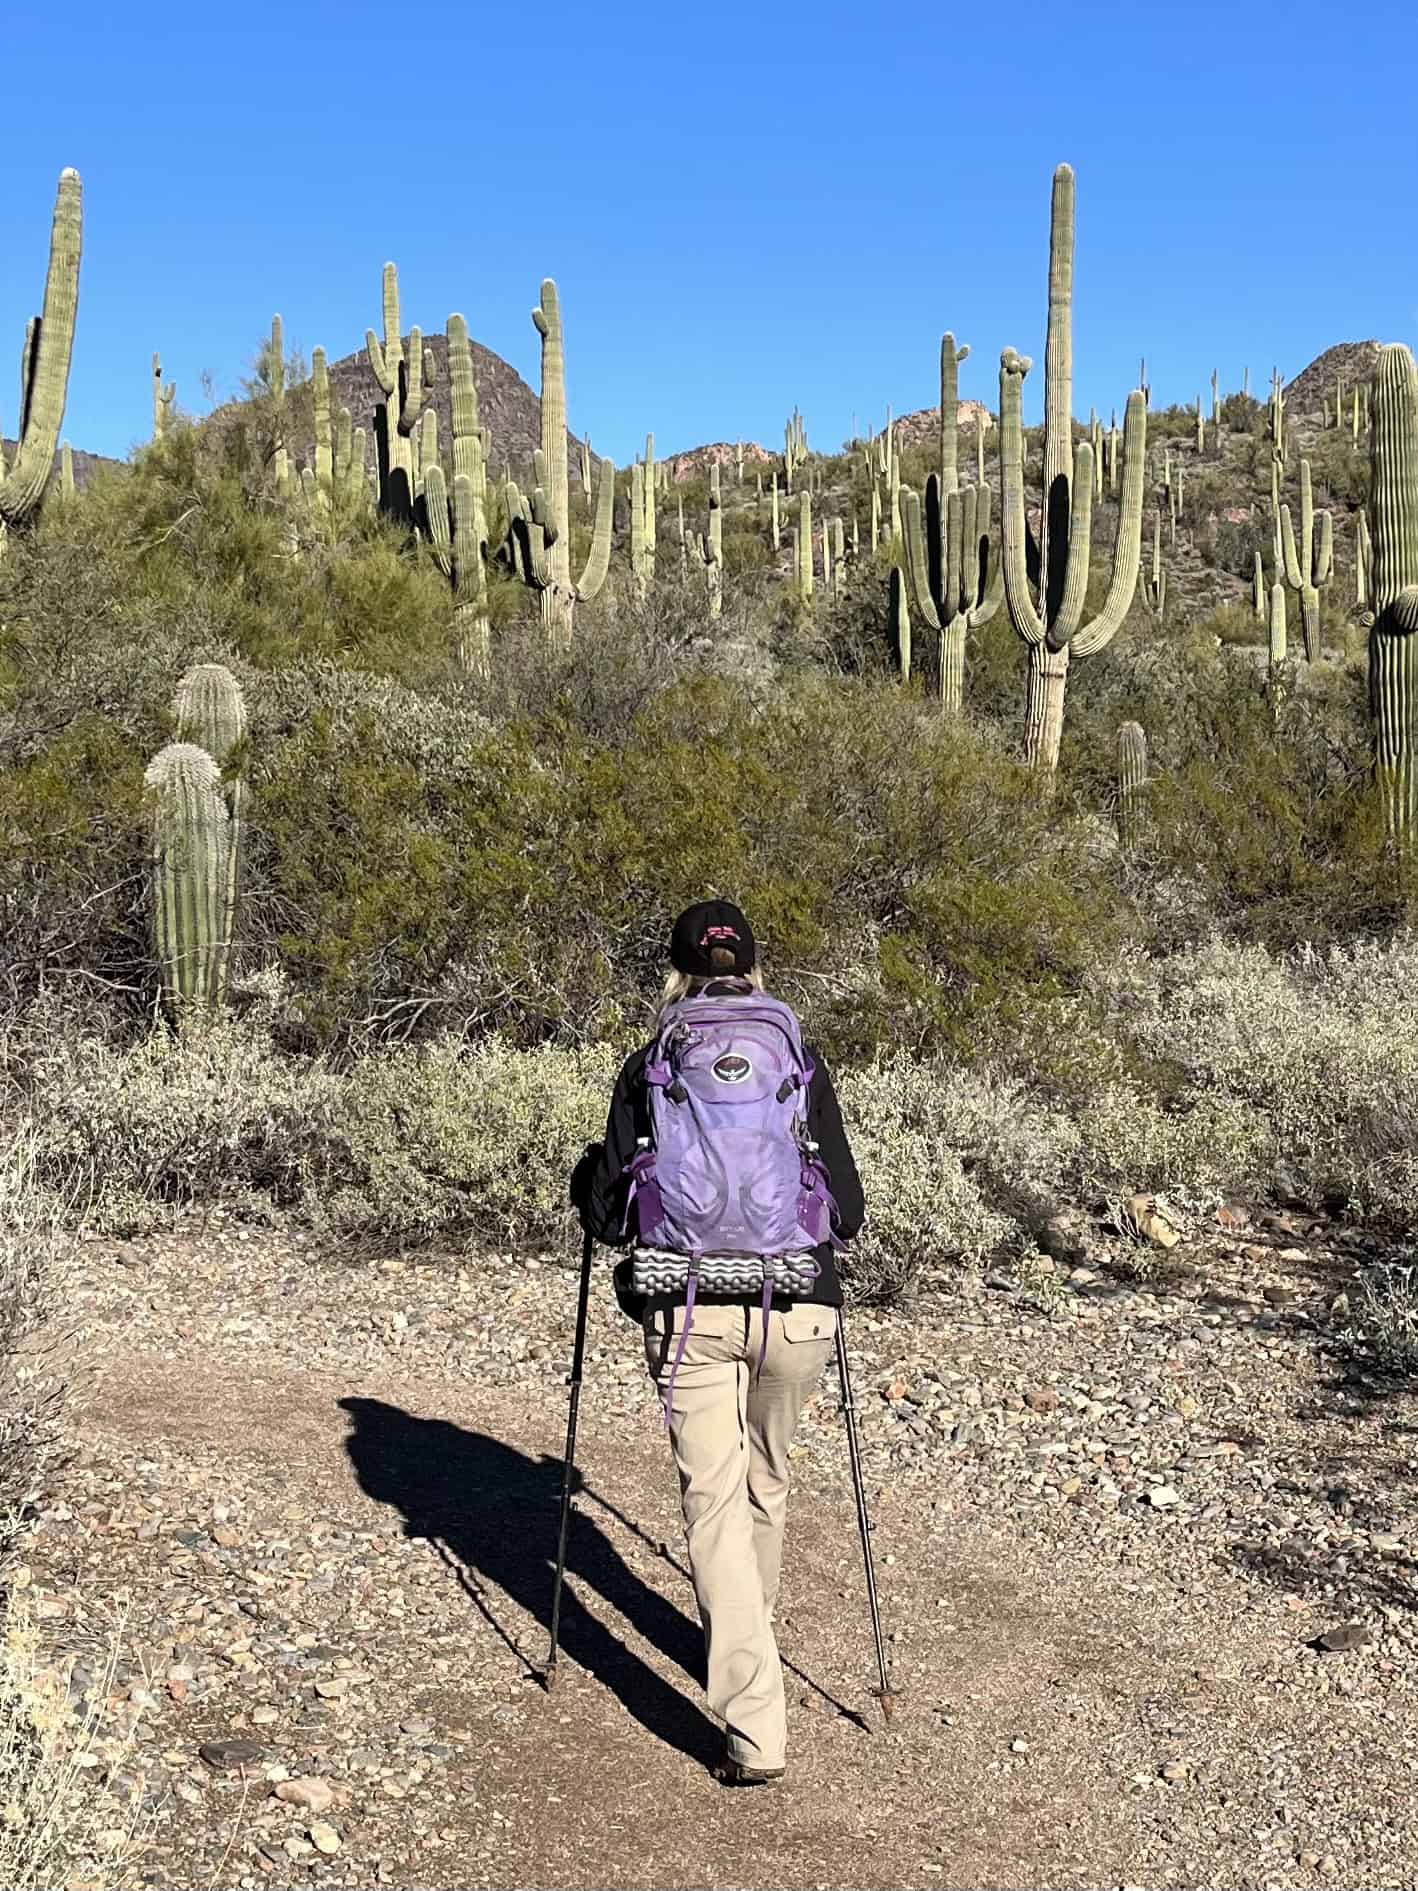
[3,439,118,493]
[889,397,994,457]
[323,332,594,491]
[1281,341,1380,419]
[662,440,775,483]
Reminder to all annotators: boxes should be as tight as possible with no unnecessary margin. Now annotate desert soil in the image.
[27,1205,1418,1890]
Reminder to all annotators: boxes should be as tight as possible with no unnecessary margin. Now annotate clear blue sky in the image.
[5,0,1415,465]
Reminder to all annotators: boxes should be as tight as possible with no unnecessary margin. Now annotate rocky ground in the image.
[29,1201,1418,1890]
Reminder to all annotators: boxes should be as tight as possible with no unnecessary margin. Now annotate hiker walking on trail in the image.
[574,900,865,1786]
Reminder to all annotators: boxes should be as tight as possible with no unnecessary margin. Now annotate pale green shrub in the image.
[0,1130,69,1546]
[1097,936,1418,1215]
[1347,1257,1418,1374]
[1074,1088,1272,1209]
[324,1036,618,1247]
[23,1007,342,1235]
[836,1059,1019,1300]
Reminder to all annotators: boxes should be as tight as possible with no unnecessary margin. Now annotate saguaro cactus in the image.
[630,433,657,590]
[1117,722,1147,848]
[900,469,1002,713]
[1,168,82,534]
[998,165,1147,770]
[174,663,247,985]
[366,262,435,520]
[504,281,615,647]
[152,352,175,440]
[146,743,235,1016]
[1278,458,1334,661]
[423,312,491,672]
[1357,507,1372,608]
[938,333,970,497]
[1269,368,1287,470]
[1142,509,1166,618]
[59,442,74,502]
[266,315,291,494]
[1268,581,1288,672]
[797,490,814,601]
[1367,344,1418,841]
[692,462,724,618]
[889,564,911,680]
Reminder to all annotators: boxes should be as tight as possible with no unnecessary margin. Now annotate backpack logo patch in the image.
[712,1052,752,1084]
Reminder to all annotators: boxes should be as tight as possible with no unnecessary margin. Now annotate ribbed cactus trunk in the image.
[312,347,333,496]
[1279,458,1334,661]
[173,664,247,993]
[366,264,414,519]
[705,464,723,618]
[1268,583,1288,677]
[1368,345,1418,842]
[797,491,813,601]
[1357,507,1372,608]
[1117,722,1147,848]
[425,313,491,674]
[939,334,969,497]
[889,565,911,681]
[147,744,234,1017]
[152,351,175,441]
[268,315,290,495]
[504,282,613,648]
[1,168,82,536]
[999,165,1146,772]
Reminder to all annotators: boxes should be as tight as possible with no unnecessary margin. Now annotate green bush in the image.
[324,1036,619,1246]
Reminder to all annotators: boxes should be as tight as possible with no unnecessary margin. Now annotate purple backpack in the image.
[622,984,838,1418]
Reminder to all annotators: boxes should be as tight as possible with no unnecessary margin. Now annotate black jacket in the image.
[571,1039,865,1311]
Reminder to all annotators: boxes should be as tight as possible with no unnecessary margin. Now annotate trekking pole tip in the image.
[874,1685,898,1725]
[541,1662,558,1695]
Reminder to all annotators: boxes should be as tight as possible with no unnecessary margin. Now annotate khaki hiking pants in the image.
[643,1300,835,1770]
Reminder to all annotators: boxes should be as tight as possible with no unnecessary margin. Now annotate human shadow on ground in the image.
[338,1397,717,1766]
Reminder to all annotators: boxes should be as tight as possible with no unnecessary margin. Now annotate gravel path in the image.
[29,1206,1418,1889]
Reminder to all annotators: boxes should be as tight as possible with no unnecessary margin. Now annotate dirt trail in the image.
[35,1230,1418,1889]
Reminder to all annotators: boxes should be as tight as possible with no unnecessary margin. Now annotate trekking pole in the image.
[835,1308,896,1722]
[543,1227,595,1692]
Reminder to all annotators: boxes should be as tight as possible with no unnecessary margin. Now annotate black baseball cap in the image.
[669,900,757,977]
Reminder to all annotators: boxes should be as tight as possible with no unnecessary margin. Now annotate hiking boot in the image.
[713,1751,785,1788]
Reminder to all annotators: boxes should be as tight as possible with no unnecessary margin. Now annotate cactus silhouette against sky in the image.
[998,164,1147,770]
[1,168,82,535]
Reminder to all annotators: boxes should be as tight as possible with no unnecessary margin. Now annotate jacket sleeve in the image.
[805,1050,865,1241]
[571,1050,647,1247]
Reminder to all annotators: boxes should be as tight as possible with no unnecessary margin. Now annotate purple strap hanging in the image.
[661,1263,699,1427]
[756,1270,775,1379]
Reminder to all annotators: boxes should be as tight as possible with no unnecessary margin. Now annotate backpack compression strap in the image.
[661,1262,699,1427]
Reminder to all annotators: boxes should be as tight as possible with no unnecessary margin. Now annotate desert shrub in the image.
[21,990,343,1234]
[835,1059,1014,1301]
[0,1599,136,1890]
[1345,1257,1418,1374]
[0,1132,68,1548]
[322,1036,619,1246]
[1095,937,1418,1218]
[0,1144,133,1888]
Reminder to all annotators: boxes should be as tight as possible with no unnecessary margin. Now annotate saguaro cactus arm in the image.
[998,348,1044,647]
[0,168,82,527]
[1071,389,1146,657]
[365,263,402,394]
[575,452,616,600]
[939,332,970,497]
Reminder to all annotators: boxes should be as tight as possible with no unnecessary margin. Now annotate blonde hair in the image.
[658,961,764,1027]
